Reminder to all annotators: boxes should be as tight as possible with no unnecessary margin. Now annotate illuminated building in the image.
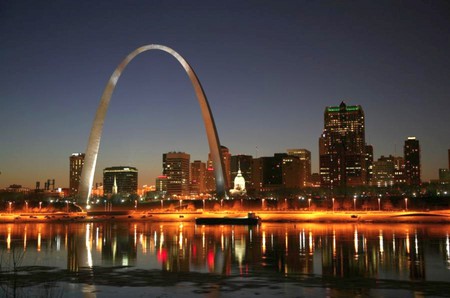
[163,152,190,196]
[230,155,253,190]
[439,169,450,185]
[393,156,406,185]
[404,137,421,186]
[319,102,366,188]
[69,153,85,195]
[372,155,395,187]
[103,166,138,195]
[190,160,206,194]
[286,149,311,187]
[365,145,373,185]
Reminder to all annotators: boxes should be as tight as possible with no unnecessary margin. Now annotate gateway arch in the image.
[78,44,227,205]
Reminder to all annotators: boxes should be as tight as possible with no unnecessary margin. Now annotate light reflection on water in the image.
[1,222,450,297]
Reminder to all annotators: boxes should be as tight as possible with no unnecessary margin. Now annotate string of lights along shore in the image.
[55,101,449,201]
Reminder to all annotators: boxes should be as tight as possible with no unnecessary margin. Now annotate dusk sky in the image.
[1,1,449,189]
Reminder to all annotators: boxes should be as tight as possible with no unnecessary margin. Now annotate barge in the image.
[195,212,261,225]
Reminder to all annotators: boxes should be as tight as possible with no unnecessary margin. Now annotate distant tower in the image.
[69,153,85,195]
[404,137,421,186]
[319,102,366,188]
[163,152,190,196]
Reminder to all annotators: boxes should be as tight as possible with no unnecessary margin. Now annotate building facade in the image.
[163,152,190,196]
[103,166,138,195]
[286,149,311,187]
[190,160,206,194]
[404,137,421,186]
[69,153,85,195]
[372,155,395,187]
[319,102,366,188]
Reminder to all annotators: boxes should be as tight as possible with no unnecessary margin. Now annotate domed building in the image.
[230,165,246,196]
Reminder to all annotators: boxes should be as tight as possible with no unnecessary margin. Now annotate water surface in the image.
[1,222,450,297]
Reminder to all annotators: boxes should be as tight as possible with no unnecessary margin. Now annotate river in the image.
[1,222,450,297]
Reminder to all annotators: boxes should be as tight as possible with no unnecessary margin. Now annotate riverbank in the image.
[1,210,450,224]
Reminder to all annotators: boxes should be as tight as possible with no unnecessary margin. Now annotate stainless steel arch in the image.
[78,44,226,205]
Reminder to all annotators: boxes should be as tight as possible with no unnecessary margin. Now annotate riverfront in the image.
[2,209,450,224]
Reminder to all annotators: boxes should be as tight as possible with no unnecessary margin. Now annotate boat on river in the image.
[195,212,261,225]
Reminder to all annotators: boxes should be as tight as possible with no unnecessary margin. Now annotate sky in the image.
[1,0,449,189]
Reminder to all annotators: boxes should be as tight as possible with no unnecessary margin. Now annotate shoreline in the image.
[1,210,450,224]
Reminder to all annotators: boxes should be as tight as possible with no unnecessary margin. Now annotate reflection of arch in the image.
[78,44,226,204]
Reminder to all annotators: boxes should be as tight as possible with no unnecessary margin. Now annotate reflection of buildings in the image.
[0,222,441,287]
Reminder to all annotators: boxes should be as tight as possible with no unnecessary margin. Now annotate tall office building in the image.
[365,145,374,185]
[286,149,311,187]
[103,166,138,195]
[190,160,206,194]
[163,152,190,196]
[404,137,421,186]
[319,102,366,188]
[69,153,85,195]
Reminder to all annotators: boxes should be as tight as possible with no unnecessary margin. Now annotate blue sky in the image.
[1,0,449,188]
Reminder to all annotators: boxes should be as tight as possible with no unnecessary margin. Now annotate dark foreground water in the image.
[1,222,450,297]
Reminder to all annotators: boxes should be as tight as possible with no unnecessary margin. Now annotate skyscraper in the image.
[365,145,373,185]
[69,153,85,195]
[319,102,366,188]
[163,152,190,196]
[190,160,206,194]
[103,166,138,195]
[404,137,421,186]
[286,149,311,187]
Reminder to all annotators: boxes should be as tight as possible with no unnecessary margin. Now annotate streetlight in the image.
[25,201,28,213]
[161,199,164,210]
[203,199,205,210]
[66,200,69,213]
[353,195,357,211]
[378,196,381,211]
[135,200,138,212]
[262,198,265,210]
[308,198,311,210]
[39,201,42,212]
[405,198,408,211]
[8,201,12,214]
[332,198,335,213]
[284,198,287,210]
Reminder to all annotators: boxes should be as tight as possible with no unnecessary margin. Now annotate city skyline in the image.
[1,1,450,188]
